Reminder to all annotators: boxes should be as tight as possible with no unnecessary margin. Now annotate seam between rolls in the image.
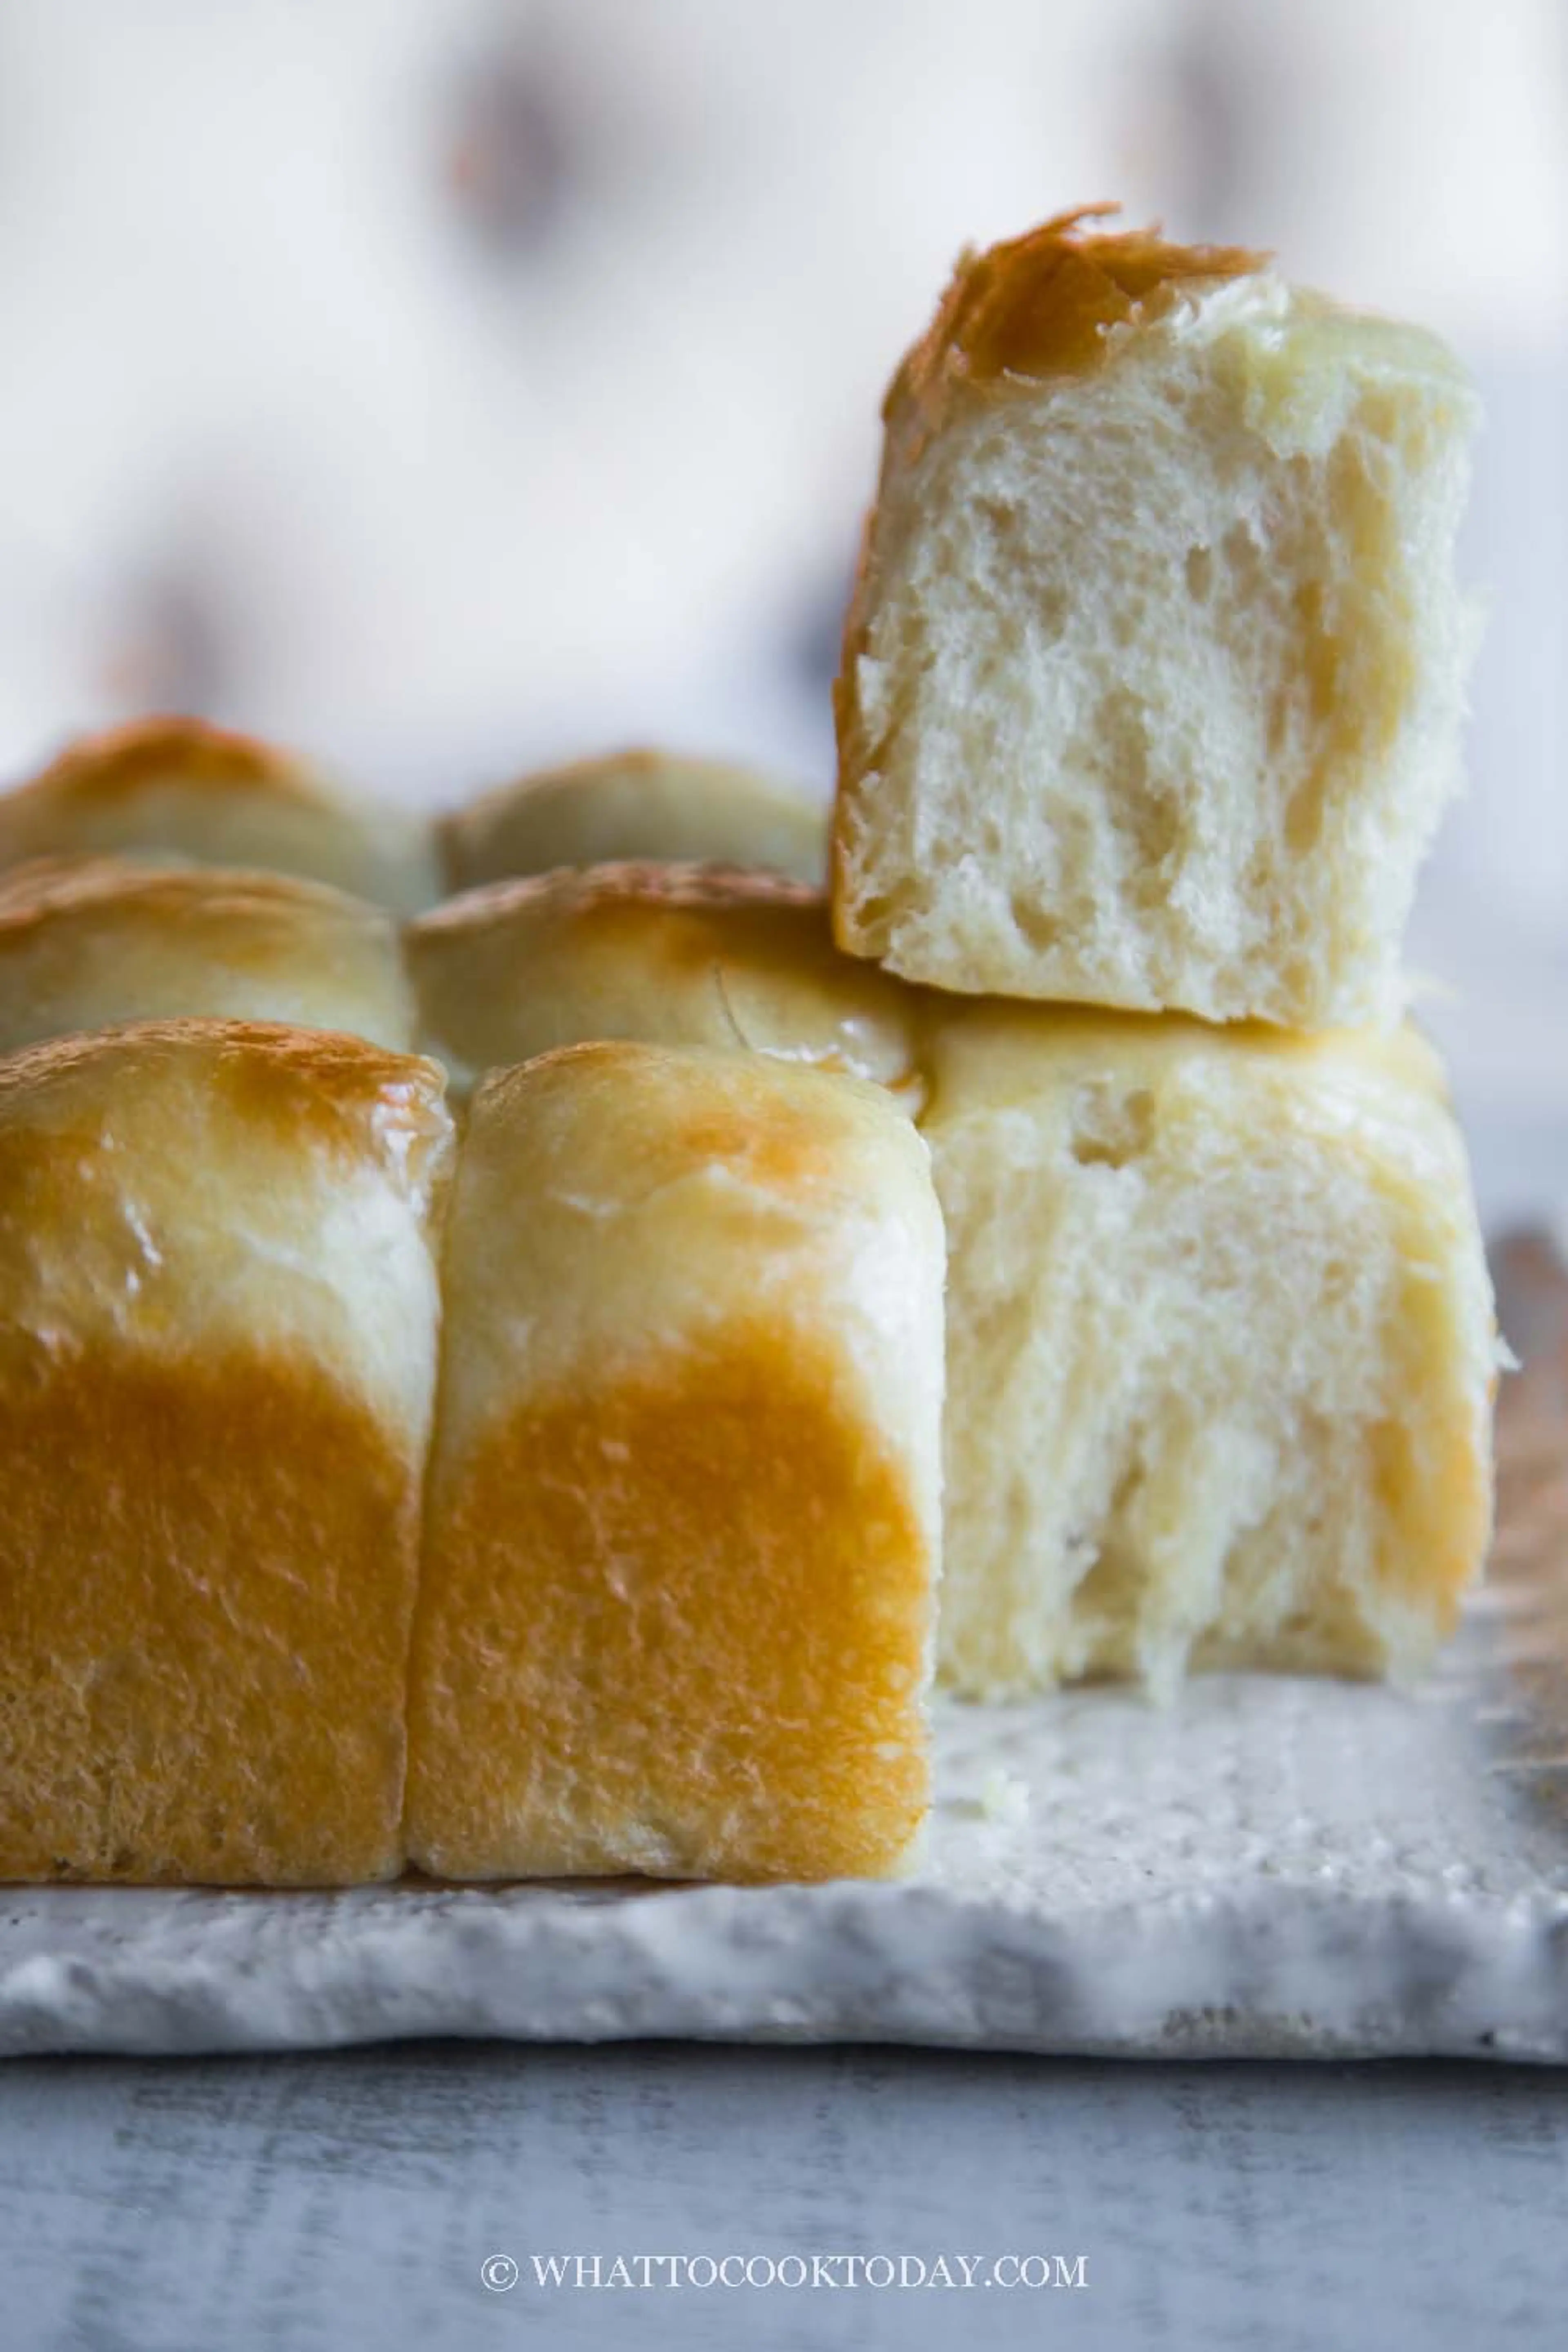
[396,1069,467,1876]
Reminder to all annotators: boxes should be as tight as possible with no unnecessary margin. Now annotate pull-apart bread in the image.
[440,748,828,893]
[0,858,414,1056]
[407,1042,944,1882]
[408,861,923,1102]
[0,1011,944,1884]
[0,196,1501,1891]
[413,863,1496,1697]
[833,208,1480,1026]
[0,719,442,915]
[0,1021,452,1884]
[921,1004,1496,1697]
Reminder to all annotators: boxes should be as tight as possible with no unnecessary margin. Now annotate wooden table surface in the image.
[3,1239,1566,2352]
[1,2043,1566,2350]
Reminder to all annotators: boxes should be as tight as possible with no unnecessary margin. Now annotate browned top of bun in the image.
[18,716,332,813]
[413,858,817,936]
[886,206,1268,443]
[0,1016,445,1169]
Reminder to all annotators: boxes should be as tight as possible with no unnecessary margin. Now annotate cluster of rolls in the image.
[0,208,1499,1889]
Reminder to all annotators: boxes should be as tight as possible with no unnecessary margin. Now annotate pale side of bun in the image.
[0,718,442,915]
[0,1020,453,1884]
[921,1002,1497,1696]
[440,747,829,893]
[408,860,924,1103]
[406,1040,944,1883]
[833,208,1481,1027]
[0,857,414,1058]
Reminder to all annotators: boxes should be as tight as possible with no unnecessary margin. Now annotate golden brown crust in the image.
[467,1036,880,1200]
[409,1325,931,1883]
[0,1351,418,1884]
[409,862,924,1103]
[414,858,819,936]
[0,852,370,921]
[889,205,1267,423]
[0,719,441,914]
[0,858,413,1060]
[13,715,333,818]
[408,1039,942,1882]
[0,1016,446,1167]
[0,1018,451,1885]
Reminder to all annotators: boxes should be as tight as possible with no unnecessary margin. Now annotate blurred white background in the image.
[0,0,1562,1226]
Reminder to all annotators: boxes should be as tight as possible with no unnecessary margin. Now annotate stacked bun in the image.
[833,208,1481,1028]
[824,207,1495,1695]
[0,206,1499,1887]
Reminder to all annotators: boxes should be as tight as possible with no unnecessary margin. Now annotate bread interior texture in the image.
[837,278,1478,1023]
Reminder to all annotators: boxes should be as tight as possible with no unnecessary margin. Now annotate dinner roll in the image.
[0,718,441,914]
[441,748,828,891]
[0,1021,452,1883]
[0,858,414,1058]
[921,1003,1497,1696]
[408,861,923,1102]
[833,207,1480,1027]
[407,1041,944,1882]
